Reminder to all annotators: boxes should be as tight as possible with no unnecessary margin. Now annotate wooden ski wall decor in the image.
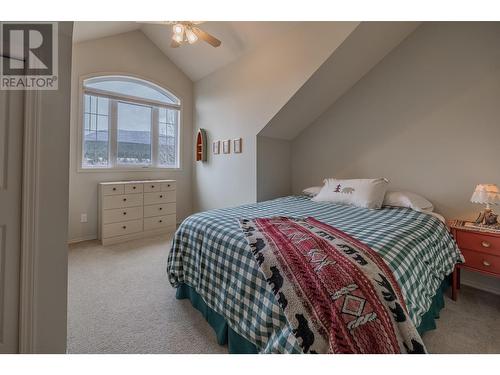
[196,128,208,162]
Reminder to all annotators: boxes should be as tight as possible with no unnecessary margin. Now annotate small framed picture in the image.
[212,140,220,155]
[233,138,242,153]
[223,140,230,154]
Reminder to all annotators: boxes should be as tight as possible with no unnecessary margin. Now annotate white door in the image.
[0,65,24,353]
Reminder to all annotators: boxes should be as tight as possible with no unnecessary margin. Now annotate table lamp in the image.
[471,184,500,225]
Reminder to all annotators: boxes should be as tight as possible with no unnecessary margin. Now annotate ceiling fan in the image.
[143,21,222,48]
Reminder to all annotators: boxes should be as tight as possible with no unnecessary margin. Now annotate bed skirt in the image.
[175,277,450,354]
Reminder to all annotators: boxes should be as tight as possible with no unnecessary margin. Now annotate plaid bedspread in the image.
[167,196,463,353]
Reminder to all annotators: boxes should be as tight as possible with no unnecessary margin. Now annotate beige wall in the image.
[291,22,500,293]
[68,31,193,242]
[292,22,500,220]
[193,22,359,212]
[256,136,292,202]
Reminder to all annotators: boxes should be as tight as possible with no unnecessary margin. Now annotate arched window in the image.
[81,75,181,169]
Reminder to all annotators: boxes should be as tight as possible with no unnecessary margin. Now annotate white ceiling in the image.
[73,21,301,81]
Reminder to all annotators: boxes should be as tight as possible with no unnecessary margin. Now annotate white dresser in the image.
[98,179,176,245]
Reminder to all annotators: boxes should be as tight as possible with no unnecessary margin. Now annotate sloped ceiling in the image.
[142,22,302,81]
[73,22,140,43]
[259,22,421,140]
[73,21,301,81]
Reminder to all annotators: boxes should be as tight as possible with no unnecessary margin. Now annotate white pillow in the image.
[383,191,434,212]
[312,178,389,209]
[302,186,322,197]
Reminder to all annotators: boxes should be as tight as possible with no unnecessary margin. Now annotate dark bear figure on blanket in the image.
[267,266,283,294]
[376,274,407,322]
[336,244,368,266]
[250,238,266,265]
[277,291,288,310]
[292,313,316,353]
[266,267,289,309]
[404,338,426,354]
[250,238,265,254]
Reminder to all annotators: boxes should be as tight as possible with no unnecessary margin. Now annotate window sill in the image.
[77,166,183,173]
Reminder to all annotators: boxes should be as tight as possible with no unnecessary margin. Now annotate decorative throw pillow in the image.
[302,186,322,197]
[383,191,434,212]
[312,178,389,209]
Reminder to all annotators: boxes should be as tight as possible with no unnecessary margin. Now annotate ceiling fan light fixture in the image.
[172,32,184,43]
[172,23,184,35]
[185,28,198,44]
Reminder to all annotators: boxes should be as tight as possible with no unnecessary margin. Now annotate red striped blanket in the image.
[239,216,426,354]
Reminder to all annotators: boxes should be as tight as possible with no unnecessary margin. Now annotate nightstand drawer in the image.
[456,231,500,255]
[461,249,500,275]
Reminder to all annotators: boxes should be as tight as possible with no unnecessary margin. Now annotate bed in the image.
[167,195,463,353]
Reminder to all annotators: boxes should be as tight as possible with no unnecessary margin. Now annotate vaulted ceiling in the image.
[73,21,301,81]
[74,21,422,140]
[259,22,421,140]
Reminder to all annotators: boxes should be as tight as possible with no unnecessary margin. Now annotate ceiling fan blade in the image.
[171,39,181,48]
[192,27,221,47]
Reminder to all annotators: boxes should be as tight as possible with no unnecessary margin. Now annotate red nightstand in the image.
[449,220,500,300]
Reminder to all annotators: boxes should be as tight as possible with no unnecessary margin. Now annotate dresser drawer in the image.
[102,194,143,209]
[456,230,500,255]
[161,181,176,191]
[102,219,143,239]
[144,191,176,205]
[144,203,176,218]
[102,206,143,224]
[124,183,143,194]
[461,248,500,275]
[144,214,176,231]
[102,184,124,196]
[144,182,161,192]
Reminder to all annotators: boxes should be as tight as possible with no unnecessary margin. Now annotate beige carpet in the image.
[68,235,500,354]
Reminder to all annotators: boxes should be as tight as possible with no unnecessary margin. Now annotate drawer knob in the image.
[481,241,491,248]
[123,198,127,202]
[113,187,116,191]
[122,226,126,229]
[167,184,170,187]
[159,207,163,210]
[133,186,136,190]
[483,260,491,267]
[160,195,163,198]
[123,212,127,215]
[151,185,155,188]
[159,220,162,223]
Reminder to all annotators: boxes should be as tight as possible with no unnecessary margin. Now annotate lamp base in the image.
[475,208,498,225]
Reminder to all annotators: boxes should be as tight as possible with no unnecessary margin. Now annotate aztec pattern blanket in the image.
[167,195,463,353]
[239,216,426,354]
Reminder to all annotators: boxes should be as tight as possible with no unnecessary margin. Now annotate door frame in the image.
[18,90,41,353]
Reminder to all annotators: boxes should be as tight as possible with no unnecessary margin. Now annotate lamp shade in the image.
[470,184,500,205]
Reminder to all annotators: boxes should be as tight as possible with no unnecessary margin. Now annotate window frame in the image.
[77,73,183,173]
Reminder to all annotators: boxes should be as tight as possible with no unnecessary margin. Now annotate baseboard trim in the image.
[68,235,97,245]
